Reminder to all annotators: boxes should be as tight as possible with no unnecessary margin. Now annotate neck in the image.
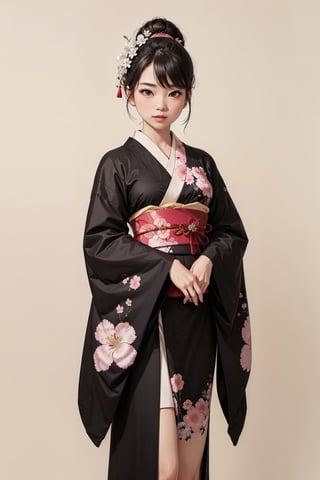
[141,125,172,155]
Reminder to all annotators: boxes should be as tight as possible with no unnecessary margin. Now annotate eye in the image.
[169,90,183,97]
[139,89,153,96]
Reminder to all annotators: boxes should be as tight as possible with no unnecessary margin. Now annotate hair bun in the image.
[137,17,185,46]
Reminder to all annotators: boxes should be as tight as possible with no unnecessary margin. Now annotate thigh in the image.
[178,431,208,480]
[158,408,178,480]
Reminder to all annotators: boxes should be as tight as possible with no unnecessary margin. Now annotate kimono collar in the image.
[132,130,177,176]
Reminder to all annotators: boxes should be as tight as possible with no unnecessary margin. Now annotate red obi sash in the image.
[130,206,211,255]
[130,205,212,297]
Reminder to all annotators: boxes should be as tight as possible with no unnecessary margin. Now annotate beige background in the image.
[1,1,319,479]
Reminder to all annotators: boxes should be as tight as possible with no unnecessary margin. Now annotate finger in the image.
[187,286,200,306]
[187,288,197,306]
[193,282,203,303]
[182,289,190,304]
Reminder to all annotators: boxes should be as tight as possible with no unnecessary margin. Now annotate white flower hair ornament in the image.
[116,29,152,98]
[116,30,183,98]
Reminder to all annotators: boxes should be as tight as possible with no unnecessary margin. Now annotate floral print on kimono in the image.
[93,275,142,372]
[170,373,213,441]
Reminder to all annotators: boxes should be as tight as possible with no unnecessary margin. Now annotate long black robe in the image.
[78,136,251,479]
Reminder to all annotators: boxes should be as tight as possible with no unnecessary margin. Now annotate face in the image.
[127,63,187,136]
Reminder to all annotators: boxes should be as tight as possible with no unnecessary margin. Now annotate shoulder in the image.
[94,138,139,179]
[98,139,131,167]
[98,137,146,169]
[182,141,219,172]
[183,141,214,161]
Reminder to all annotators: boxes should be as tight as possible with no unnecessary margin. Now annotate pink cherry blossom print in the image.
[125,298,132,307]
[191,166,213,199]
[129,275,141,290]
[93,343,113,372]
[240,316,252,372]
[175,160,187,179]
[153,215,171,240]
[183,399,193,411]
[116,305,124,314]
[173,141,213,199]
[122,277,129,285]
[242,316,251,344]
[170,373,184,393]
[141,223,156,240]
[240,345,251,372]
[148,234,177,249]
[94,319,115,345]
[177,422,192,441]
[195,398,209,417]
[93,319,137,372]
[140,212,178,249]
[174,141,188,181]
[185,167,194,185]
[183,406,205,434]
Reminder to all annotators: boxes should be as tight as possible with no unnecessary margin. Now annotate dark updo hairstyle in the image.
[124,18,195,124]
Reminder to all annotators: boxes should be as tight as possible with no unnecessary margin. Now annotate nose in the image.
[156,94,168,111]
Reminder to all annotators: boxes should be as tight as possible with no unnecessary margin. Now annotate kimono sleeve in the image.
[78,152,174,446]
[84,153,174,305]
[201,156,251,446]
[202,158,248,333]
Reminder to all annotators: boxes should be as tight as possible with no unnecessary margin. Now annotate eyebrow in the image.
[138,82,157,87]
[138,81,179,89]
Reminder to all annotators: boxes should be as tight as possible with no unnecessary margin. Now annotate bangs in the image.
[152,51,191,90]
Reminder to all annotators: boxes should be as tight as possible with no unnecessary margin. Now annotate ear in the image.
[126,87,136,106]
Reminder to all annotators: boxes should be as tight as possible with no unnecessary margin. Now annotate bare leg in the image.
[158,408,178,480]
[177,430,208,480]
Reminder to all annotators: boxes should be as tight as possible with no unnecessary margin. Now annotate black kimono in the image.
[78,131,251,479]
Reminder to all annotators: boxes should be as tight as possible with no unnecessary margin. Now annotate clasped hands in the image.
[169,255,213,306]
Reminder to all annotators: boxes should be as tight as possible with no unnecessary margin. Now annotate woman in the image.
[78,17,251,480]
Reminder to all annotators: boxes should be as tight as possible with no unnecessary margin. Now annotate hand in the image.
[169,259,203,306]
[190,255,213,295]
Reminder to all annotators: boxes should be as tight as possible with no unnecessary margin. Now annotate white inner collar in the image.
[132,130,177,176]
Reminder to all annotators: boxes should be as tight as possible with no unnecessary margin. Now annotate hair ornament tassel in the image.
[116,85,122,98]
